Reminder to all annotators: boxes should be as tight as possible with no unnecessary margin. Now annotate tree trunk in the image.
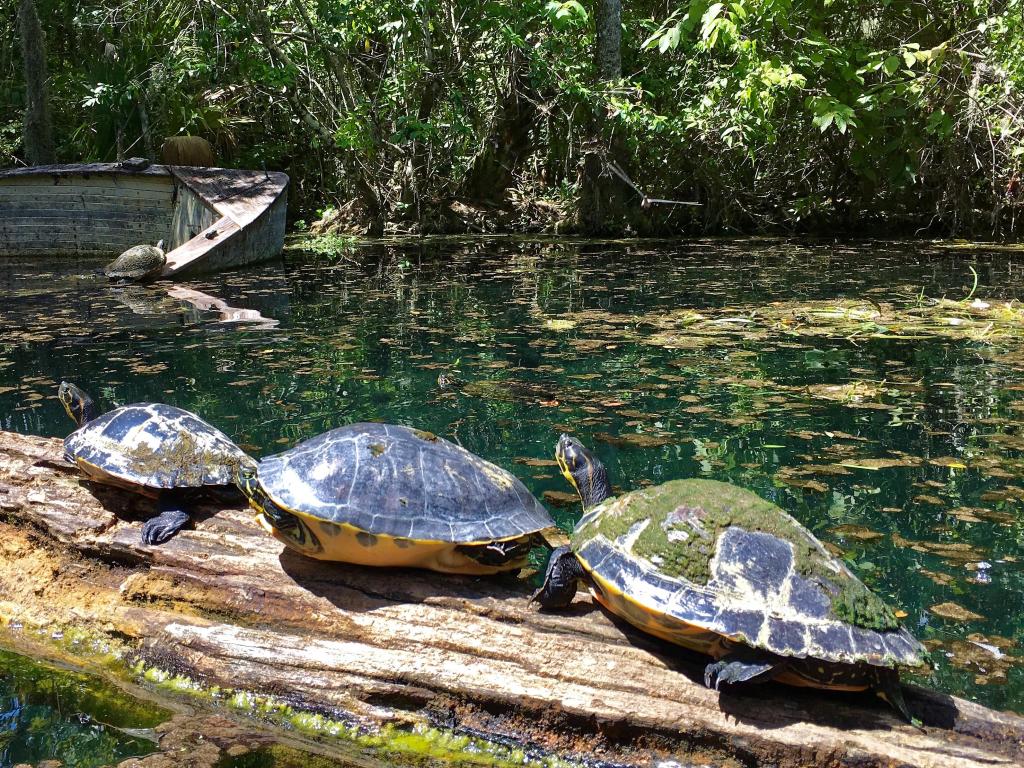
[1,430,1023,768]
[459,49,539,202]
[594,0,622,81]
[575,0,626,234]
[17,0,56,165]
[138,95,155,159]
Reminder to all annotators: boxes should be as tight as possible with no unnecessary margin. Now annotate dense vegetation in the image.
[3,1,1024,236]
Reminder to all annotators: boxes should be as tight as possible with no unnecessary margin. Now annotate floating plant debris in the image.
[2,239,1024,712]
[930,602,986,622]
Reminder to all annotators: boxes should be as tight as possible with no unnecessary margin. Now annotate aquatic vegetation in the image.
[0,647,165,767]
[1,239,1023,712]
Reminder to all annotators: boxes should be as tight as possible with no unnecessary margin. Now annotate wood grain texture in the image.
[0,163,287,274]
[0,429,1021,768]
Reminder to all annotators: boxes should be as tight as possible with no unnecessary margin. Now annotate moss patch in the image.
[127,658,573,768]
[573,479,899,632]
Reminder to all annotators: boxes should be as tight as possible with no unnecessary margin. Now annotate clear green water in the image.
[0,647,164,766]
[1,238,1022,718]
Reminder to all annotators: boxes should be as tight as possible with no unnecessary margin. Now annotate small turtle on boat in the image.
[116,157,151,171]
[59,381,254,544]
[533,434,930,721]
[236,422,555,574]
[104,240,165,283]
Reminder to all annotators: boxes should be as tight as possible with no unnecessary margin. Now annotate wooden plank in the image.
[0,195,173,208]
[0,188,172,202]
[0,162,170,179]
[0,245,117,253]
[0,177,172,193]
[0,230,164,241]
[0,215,171,227]
[0,209,173,223]
[163,216,238,272]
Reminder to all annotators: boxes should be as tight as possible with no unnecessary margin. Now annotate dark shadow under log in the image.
[0,430,1022,767]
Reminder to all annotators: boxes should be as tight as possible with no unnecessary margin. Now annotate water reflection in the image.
[0,647,164,767]
[165,286,280,328]
[0,239,1022,712]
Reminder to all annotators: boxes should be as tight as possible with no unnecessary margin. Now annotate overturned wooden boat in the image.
[0,162,288,277]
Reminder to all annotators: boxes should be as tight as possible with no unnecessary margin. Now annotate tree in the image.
[18,0,55,165]
[594,0,621,81]
[576,0,625,234]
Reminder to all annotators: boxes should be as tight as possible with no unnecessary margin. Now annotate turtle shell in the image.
[104,244,166,280]
[255,423,553,542]
[65,403,253,490]
[572,479,928,669]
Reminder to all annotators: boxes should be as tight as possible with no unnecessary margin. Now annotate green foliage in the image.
[3,0,1024,234]
[631,0,1024,232]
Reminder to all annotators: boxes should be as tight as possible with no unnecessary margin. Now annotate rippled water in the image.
[0,648,164,766]
[1,238,1022,714]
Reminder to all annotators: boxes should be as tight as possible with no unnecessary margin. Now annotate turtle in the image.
[58,381,255,544]
[116,157,151,171]
[533,434,930,722]
[104,240,166,282]
[235,422,556,574]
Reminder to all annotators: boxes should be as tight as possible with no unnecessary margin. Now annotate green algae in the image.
[131,659,572,768]
[5,622,568,768]
[573,479,899,632]
[0,644,166,767]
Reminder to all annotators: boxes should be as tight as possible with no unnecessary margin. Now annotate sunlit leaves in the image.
[806,95,857,134]
[544,0,588,29]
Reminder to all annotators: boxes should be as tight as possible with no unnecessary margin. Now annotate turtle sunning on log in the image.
[104,240,166,283]
[58,381,254,544]
[533,434,930,722]
[236,422,556,574]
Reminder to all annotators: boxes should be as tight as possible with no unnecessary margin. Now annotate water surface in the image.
[0,647,164,767]
[1,238,1022,713]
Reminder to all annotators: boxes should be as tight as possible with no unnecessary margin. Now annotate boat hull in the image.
[0,163,288,277]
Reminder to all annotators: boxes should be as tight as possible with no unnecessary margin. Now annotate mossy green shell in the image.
[571,479,928,668]
[254,423,554,543]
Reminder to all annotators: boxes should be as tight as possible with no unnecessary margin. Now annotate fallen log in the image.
[0,430,1021,768]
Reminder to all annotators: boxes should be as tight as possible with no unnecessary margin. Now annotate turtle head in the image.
[234,464,323,556]
[234,463,261,501]
[58,381,96,427]
[555,434,611,510]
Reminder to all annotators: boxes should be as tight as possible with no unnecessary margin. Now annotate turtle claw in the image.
[874,667,918,725]
[532,546,583,609]
[141,509,190,545]
[704,658,777,690]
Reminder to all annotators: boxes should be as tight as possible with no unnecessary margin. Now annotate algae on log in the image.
[0,430,1022,768]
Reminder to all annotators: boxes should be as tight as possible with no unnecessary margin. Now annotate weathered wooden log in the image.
[0,429,1021,768]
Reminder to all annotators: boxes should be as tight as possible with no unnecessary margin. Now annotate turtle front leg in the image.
[873,667,917,725]
[531,546,585,608]
[141,492,191,545]
[704,651,781,690]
